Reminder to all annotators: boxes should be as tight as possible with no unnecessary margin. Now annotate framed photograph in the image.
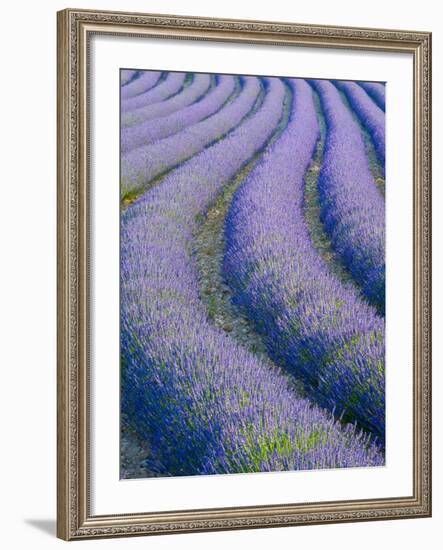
[57,8,432,540]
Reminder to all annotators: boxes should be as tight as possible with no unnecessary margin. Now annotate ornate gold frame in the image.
[57,8,432,540]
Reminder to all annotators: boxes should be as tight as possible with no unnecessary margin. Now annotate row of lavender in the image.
[121,76,263,197]
[311,80,385,314]
[121,76,384,476]
[224,79,385,445]
[121,75,238,153]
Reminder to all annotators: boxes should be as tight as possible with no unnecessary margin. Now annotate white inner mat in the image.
[90,34,414,515]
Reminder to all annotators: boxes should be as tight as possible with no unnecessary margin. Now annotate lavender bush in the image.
[121,72,187,114]
[121,75,237,153]
[334,80,385,169]
[121,76,383,475]
[120,71,162,100]
[120,69,137,86]
[121,76,262,198]
[359,82,386,111]
[223,78,385,444]
[122,74,212,128]
[310,79,385,314]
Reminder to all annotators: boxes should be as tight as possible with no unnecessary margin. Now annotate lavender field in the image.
[120,69,386,479]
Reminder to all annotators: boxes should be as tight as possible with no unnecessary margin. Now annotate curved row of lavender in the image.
[121,77,383,475]
[223,79,385,444]
[359,81,386,111]
[122,73,212,128]
[120,69,137,86]
[121,76,262,198]
[335,80,386,169]
[310,79,386,315]
[121,75,238,153]
[121,72,187,114]
[120,70,162,100]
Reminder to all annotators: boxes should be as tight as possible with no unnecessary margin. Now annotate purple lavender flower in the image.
[359,81,386,111]
[121,75,237,153]
[310,79,385,314]
[223,78,385,444]
[122,73,212,128]
[120,69,137,86]
[334,80,385,168]
[121,76,262,197]
[121,72,187,114]
[120,70,162,100]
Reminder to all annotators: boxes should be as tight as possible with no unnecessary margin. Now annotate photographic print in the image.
[120,70,386,479]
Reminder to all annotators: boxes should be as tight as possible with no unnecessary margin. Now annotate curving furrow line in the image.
[359,81,386,111]
[121,78,383,476]
[121,69,137,86]
[121,75,237,153]
[223,78,385,444]
[334,80,385,169]
[122,73,212,128]
[121,72,187,114]
[310,79,385,315]
[120,70,162,100]
[121,76,262,198]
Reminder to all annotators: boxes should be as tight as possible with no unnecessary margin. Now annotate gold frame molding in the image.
[57,7,432,540]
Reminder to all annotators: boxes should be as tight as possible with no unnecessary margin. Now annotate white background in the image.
[0,0,440,548]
